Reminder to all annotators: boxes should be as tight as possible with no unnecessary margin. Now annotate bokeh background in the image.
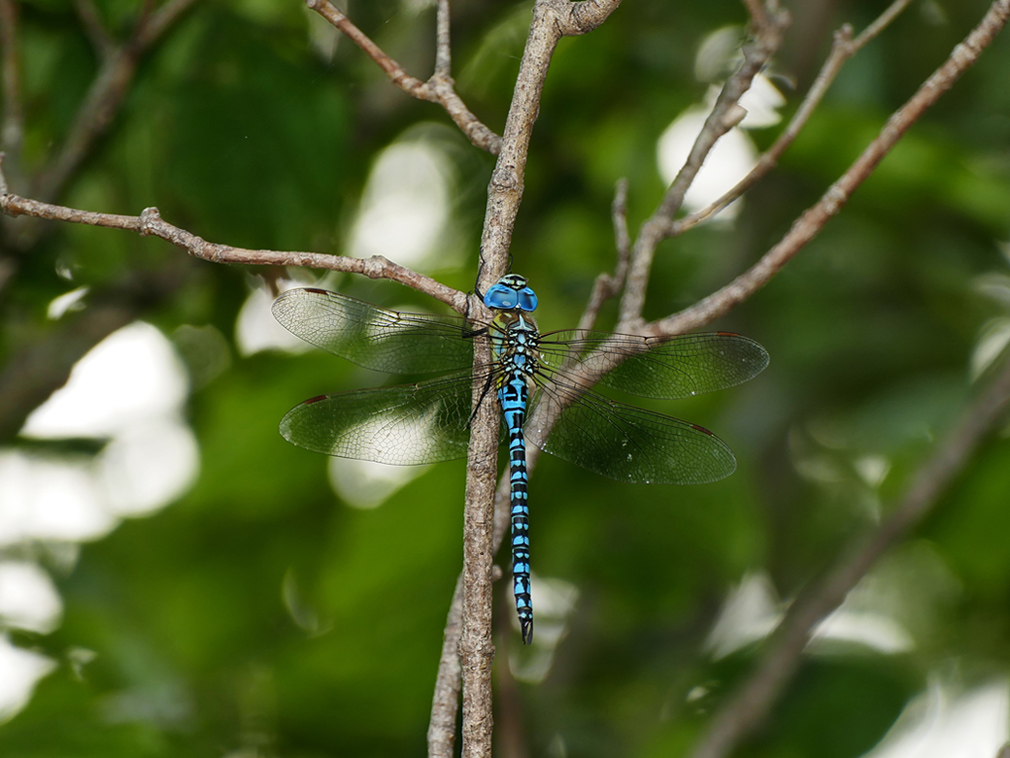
[2,0,1010,756]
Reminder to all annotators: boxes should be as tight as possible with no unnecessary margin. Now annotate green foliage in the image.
[3,0,1010,756]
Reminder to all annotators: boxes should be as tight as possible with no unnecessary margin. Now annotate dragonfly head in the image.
[484,274,538,312]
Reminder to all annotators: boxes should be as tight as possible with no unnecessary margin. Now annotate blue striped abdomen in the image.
[499,369,533,644]
[492,312,539,645]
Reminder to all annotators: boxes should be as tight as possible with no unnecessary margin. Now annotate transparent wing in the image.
[528,376,736,484]
[537,331,769,399]
[279,371,498,465]
[272,288,480,374]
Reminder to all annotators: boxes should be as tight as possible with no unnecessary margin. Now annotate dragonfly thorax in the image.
[492,311,541,382]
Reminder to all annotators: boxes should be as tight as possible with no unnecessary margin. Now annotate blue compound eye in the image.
[484,283,517,309]
[484,274,539,311]
[516,287,538,312]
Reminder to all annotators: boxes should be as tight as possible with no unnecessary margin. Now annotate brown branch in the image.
[305,0,501,154]
[741,0,770,30]
[460,378,499,758]
[32,0,196,207]
[434,0,452,79]
[458,2,574,750]
[73,0,114,58]
[675,0,916,235]
[576,178,630,333]
[652,0,1010,339]
[619,4,790,323]
[687,344,1010,758]
[428,576,464,758]
[0,186,465,311]
[444,3,625,755]
[136,0,196,49]
[558,0,623,36]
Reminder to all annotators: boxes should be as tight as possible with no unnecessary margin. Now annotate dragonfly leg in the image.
[466,372,499,428]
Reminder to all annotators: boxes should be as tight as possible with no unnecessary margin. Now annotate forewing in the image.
[272,288,478,374]
[538,331,769,399]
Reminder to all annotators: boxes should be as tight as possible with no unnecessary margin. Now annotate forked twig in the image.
[306,0,501,154]
[619,4,789,323]
[652,0,1010,340]
[674,0,917,235]
[576,178,630,333]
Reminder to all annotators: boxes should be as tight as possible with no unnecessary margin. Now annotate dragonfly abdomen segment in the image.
[493,309,540,645]
[500,370,534,644]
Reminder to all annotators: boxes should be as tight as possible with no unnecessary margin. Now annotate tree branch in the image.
[687,342,1010,758]
[73,0,114,59]
[305,0,501,154]
[0,185,465,311]
[428,576,464,757]
[619,4,790,323]
[652,0,1010,339]
[434,0,452,79]
[576,178,630,333]
[450,2,624,755]
[675,0,916,235]
[32,0,196,207]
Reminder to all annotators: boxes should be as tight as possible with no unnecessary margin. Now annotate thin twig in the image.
[0,186,465,311]
[306,0,501,154]
[459,2,574,750]
[434,0,452,79]
[852,0,915,48]
[73,0,113,58]
[451,3,625,756]
[687,347,1010,758]
[651,0,1010,340]
[428,576,464,758]
[675,0,916,234]
[576,178,630,332]
[27,0,196,228]
[136,0,195,48]
[619,5,790,323]
[741,0,769,30]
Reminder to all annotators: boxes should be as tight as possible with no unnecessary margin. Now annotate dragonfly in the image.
[273,274,768,644]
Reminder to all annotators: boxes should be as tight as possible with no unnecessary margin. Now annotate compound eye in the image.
[484,284,517,309]
[517,288,538,312]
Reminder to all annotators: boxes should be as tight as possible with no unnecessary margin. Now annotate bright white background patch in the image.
[1,320,199,721]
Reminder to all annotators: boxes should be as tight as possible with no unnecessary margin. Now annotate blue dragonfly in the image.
[273,274,768,644]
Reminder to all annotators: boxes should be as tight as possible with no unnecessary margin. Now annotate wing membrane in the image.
[529,377,736,484]
[538,331,768,399]
[280,372,486,465]
[272,288,478,374]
